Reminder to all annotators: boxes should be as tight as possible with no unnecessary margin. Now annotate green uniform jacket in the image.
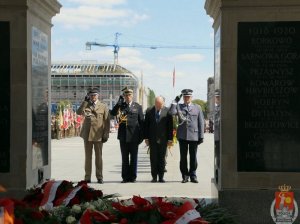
[77,101,110,142]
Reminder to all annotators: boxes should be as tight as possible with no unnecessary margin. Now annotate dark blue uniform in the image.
[110,101,144,182]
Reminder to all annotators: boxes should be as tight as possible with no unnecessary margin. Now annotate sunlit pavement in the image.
[51,132,214,199]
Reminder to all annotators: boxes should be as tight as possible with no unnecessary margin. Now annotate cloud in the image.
[118,48,154,70]
[53,2,148,29]
[163,53,205,62]
[66,0,126,7]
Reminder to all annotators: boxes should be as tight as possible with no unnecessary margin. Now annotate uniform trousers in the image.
[84,141,103,181]
[120,141,139,181]
[178,140,198,179]
[149,142,167,180]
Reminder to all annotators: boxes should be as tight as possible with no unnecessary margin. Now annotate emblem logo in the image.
[270,184,298,223]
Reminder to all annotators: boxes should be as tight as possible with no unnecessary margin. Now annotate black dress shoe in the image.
[85,180,91,183]
[151,178,157,183]
[191,178,198,183]
[181,176,189,183]
[159,179,165,183]
[121,180,128,183]
[130,179,136,183]
[97,179,103,184]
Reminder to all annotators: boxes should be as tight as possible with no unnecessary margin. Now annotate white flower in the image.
[71,204,81,213]
[83,202,90,208]
[66,215,76,224]
[88,204,95,210]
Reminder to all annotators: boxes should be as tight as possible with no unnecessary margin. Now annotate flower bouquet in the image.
[0,180,236,224]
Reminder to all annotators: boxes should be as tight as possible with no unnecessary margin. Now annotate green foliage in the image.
[197,203,237,224]
[192,99,208,119]
[56,100,72,115]
[147,88,156,107]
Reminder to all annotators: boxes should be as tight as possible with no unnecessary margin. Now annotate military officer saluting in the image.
[169,89,205,183]
[110,87,144,183]
[77,88,110,184]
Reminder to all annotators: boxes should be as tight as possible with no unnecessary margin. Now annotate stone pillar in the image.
[0,0,61,198]
[205,0,300,223]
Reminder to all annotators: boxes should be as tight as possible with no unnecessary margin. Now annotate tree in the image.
[192,99,208,119]
[56,100,72,115]
[147,88,156,107]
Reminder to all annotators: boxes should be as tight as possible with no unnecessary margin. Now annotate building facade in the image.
[51,62,140,110]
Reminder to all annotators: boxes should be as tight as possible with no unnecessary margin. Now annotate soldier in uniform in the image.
[110,87,144,183]
[77,88,110,184]
[169,89,205,183]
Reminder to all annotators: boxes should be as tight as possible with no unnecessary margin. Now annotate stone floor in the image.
[51,132,214,199]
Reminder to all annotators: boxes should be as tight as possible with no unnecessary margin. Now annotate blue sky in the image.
[52,0,214,104]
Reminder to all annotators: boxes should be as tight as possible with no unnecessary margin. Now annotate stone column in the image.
[0,0,61,198]
[205,0,300,223]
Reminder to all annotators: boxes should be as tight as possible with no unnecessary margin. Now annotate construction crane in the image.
[85,32,212,65]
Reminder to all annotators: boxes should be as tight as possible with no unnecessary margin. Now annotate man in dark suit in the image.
[169,89,205,183]
[110,87,144,183]
[144,96,173,183]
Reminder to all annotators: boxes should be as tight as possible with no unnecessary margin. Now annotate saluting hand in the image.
[84,94,90,102]
[174,94,182,103]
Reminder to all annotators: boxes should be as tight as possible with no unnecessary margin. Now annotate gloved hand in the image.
[102,138,108,143]
[84,94,90,102]
[117,95,124,105]
[174,94,182,103]
[197,138,203,145]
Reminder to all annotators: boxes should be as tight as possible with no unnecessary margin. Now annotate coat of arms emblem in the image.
[270,184,298,223]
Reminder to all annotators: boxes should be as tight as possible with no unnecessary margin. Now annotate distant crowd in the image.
[51,108,84,139]
[51,108,118,139]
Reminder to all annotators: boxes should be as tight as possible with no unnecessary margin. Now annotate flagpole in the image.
[173,66,176,97]
[141,70,144,109]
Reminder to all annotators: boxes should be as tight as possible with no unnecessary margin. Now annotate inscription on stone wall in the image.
[0,22,10,173]
[32,27,49,169]
[237,22,300,172]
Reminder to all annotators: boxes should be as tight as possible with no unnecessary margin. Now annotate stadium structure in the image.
[51,62,146,110]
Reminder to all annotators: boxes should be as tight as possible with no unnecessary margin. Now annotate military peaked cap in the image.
[89,88,99,95]
[181,89,193,96]
[122,87,133,95]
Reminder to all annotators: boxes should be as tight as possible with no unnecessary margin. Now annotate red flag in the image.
[172,67,175,87]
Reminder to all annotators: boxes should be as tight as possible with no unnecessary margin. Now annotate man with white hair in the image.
[144,96,173,183]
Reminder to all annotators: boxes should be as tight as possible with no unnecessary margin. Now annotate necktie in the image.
[155,110,160,122]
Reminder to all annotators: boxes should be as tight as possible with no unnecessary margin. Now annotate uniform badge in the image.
[270,184,298,223]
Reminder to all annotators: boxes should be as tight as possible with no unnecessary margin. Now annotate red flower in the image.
[30,210,44,220]
[132,195,149,206]
[84,192,94,201]
[119,218,128,224]
[157,201,177,219]
[68,197,80,206]
[111,202,137,213]
[79,209,116,224]
[76,180,89,186]
[94,189,103,198]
